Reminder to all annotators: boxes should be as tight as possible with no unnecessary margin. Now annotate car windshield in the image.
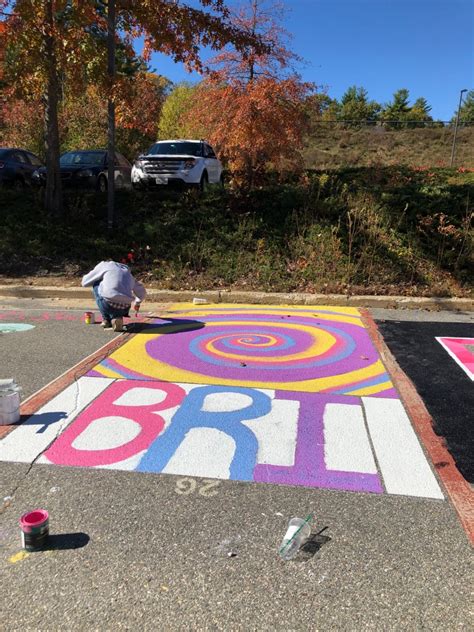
[60,152,105,166]
[0,149,11,158]
[147,142,202,157]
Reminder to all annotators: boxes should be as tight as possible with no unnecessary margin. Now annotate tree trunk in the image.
[44,0,63,216]
[244,0,258,189]
[246,98,257,190]
[107,0,116,231]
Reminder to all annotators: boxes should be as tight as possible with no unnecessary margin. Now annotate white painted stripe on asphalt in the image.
[0,376,113,464]
[362,397,444,499]
[243,399,299,466]
[323,402,377,473]
[163,427,235,479]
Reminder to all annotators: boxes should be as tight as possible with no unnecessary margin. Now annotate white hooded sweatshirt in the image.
[81,261,146,306]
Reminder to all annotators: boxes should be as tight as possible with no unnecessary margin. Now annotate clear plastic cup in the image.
[278,516,312,561]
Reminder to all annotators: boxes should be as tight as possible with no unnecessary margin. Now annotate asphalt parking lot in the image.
[0,296,472,630]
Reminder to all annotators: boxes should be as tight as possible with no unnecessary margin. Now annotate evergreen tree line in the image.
[304,86,474,128]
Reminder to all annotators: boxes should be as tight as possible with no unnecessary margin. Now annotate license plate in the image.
[155,176,168,184]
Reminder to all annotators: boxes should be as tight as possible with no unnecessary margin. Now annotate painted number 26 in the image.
[175,477,220,497]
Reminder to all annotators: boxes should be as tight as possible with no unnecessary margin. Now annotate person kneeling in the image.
[81,260,146,332]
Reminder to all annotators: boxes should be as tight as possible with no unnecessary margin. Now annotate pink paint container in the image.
[19,509,49,551]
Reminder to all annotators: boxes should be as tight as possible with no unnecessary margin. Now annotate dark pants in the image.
[92,283,130,322]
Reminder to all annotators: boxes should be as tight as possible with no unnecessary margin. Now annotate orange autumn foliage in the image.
[183,0,314,186]
[0,21,5,82]
[0,73,168,160]
[1,0,268,213]
[115,73,170,138]
[187,76,311,182]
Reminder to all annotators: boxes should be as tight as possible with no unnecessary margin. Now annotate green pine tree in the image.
[338,86,381,126]
[381,89,411,129]
[452,90,474,126]
[408,97,433,128]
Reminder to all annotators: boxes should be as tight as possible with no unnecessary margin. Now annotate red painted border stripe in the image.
[361,309,474,545]
[0,331,134,440]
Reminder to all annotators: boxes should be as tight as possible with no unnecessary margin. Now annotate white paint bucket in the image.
[0,390,21,425]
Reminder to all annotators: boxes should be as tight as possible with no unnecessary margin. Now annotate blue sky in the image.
[147,0,473,121]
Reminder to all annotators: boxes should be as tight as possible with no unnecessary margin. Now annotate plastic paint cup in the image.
[19,509,49,551]
[84,311,95,324]
[279,515,312,561]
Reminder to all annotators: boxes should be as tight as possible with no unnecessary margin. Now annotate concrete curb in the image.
[0,284,472,311]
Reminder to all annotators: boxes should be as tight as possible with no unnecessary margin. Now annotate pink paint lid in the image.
[19,509,49,531]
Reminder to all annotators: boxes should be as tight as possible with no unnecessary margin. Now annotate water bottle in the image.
[278,515,312,561]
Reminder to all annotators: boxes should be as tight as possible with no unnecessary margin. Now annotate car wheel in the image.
[199,172,209,192]
[97,175,107,193]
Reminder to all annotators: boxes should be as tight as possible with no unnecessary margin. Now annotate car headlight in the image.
[77,169,93,177]
[133,160,145,170]
[184,159,196,169]
[32,170,45,181]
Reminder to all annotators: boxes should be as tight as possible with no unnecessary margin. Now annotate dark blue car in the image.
[33,149,132,191]
[0,147,44,189]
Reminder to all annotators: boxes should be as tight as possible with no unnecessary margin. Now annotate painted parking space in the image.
[376,320,474,483]
[436,336,474,381]
[0,304,444,499]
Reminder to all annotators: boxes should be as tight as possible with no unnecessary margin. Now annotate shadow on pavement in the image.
[296,527,332,562]
[18,412,67,432]
[45,532,90,551]
[125,318,205,335]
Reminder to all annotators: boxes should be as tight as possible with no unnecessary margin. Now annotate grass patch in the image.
[0,166,472,297]
[303,126,474,170]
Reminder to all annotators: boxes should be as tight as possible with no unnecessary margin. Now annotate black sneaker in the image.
[102,319,112,329]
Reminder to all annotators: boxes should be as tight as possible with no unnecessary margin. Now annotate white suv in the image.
[131,139,223,190]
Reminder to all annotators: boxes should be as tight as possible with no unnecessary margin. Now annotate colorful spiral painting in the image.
[0,303,444,498]
[88,304,397,397]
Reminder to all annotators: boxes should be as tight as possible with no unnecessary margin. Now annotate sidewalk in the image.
[0,282,473,311]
